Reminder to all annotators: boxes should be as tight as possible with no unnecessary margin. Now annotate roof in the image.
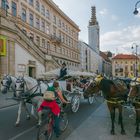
[100,51,111,62]
[112,54,139,60]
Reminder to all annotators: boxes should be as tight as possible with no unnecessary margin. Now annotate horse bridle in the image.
[16,78,26,93]
[1,76,12,89]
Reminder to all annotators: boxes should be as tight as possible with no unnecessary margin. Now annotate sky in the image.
[53,0,140,54]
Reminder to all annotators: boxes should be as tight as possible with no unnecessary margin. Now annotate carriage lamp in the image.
[133,1,140,15]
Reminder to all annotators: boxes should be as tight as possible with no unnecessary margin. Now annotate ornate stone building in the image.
[112,54,140,77]
[0,0,80,79]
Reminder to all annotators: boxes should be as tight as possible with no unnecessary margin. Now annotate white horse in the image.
[1,74,17,95]
[15,76,48,126]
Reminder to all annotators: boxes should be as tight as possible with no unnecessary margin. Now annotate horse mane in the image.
[23,76,38,90]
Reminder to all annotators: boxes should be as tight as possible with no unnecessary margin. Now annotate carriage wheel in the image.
[88,96,94,104]
[71,95,80,113]
[59,112,69,132]
[37,120,53,140]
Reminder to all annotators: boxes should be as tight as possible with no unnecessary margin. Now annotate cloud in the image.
[100,25,140,53]
[99,9,108,16]
[111,15,119,21]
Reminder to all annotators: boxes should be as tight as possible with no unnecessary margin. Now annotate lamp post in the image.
[132,43,138,77]
[133,1,140,15]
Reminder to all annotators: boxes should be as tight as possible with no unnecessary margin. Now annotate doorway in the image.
[28,66,36,78]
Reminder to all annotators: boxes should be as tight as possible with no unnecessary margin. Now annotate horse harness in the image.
[16,78,43,103]
[106,97,125,105]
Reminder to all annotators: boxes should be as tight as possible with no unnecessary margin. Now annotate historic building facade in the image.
[78,41,101,73]
[0,0,80,78]
[100,51,112,78]
[112,54,140,77]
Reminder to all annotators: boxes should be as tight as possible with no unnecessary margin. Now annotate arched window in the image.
[36,1,40,12]
[41,5,45,15]
[21,8,26,22]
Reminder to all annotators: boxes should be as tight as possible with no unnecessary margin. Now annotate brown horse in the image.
[128,82,140,137]
[83,77,128,135]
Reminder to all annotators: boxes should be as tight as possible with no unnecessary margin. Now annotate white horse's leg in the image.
[15,101,23,126]
[31,105,35,115]
[37,111,42,126]
[23,102,30,120]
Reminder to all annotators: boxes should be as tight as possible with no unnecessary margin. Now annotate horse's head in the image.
[128,81,140,102]
[1,75,12,94]
[83,80,99,98]
[15,77,25,97]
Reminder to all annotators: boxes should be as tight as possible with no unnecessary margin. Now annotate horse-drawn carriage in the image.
[42,69,97,113]
[1,71,96,126]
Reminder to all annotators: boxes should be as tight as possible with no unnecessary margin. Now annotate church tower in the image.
[88,6,100,54]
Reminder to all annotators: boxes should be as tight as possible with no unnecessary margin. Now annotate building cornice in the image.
[45,0,80,31]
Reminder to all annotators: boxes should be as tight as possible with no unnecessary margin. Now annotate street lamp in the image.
[133,1,140,15]
[131,43,138,77]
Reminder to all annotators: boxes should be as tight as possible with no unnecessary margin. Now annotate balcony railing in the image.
[50,35,61,44]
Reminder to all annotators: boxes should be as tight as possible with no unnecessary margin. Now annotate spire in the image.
[89,6,98,26]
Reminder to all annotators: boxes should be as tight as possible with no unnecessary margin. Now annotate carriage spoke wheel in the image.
[37,121,53,140]
[71,95,80,113]
[59,112,69,131]
[88,96,94,104]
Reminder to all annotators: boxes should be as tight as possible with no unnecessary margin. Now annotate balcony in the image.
[50,35,61,44]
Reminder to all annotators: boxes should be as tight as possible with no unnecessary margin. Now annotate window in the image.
[53,15,56,24]
[41,5,45,16]
[36,1,40,12]
[21,8,26,22]
[41,20,45,32]
[29,13,34,26]
[1,0,6,9]
[53,27,56,36]
[42,39,45,47]
[46,9,50,19]
[61,34,64,43]
[130,65,133,71]
[22,29,27,34]
[62,22,65,30]
[65,25,68,32]
[29,0,33,6]
[58,31,61,39]
[29,33,34,41]
[12,1,17,16]
[36,17,40,29]
[58,19,61,27]
[47,41,50,49]
[36,36,40,46]
[46,24,50,34]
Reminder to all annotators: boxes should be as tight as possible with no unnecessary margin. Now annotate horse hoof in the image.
[26,116,30,120]
[135,132,140,137]
[15,123,20,127]
[110,130,115,135]
[121,130,126,135]
[36,124,41,128]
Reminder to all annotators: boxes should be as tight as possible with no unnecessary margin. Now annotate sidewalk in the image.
[0,91,17,109]
[66,102,139,140]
